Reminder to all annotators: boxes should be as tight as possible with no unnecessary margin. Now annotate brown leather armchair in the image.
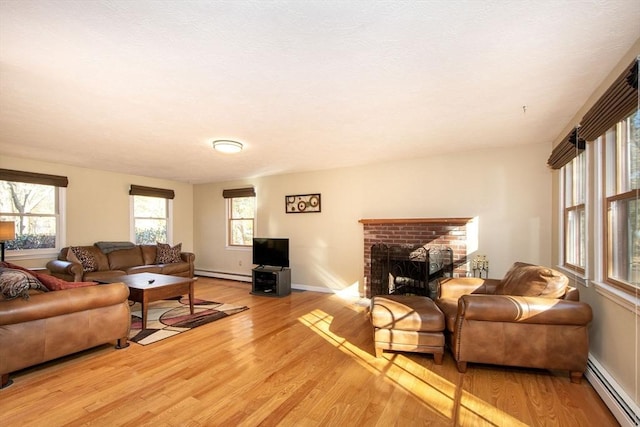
[435,262,592,383]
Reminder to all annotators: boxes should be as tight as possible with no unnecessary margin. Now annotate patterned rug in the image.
[129,297,248,345]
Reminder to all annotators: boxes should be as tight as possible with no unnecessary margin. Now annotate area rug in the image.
[128,297,248,345]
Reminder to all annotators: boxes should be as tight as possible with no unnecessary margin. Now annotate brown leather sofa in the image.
[46,244,195,283]
[435,262,593,383]
[0,282,130,388]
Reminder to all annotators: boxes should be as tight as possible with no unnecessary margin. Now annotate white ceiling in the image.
[1,1,639,184]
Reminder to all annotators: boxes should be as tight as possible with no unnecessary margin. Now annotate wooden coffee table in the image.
[109,273,195,330]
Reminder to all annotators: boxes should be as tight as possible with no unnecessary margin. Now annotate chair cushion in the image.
[495,262,568,298]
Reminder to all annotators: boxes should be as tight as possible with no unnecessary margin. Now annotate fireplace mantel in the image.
[359,217,472,225]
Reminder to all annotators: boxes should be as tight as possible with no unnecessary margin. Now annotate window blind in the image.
[548,57,638,169]
[547,128,585,170]
[0,168,68,187]
[129,185,175,199]
[222,187,256,198]
[579,59,638,142]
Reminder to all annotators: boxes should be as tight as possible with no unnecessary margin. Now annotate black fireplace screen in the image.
[370,244,453,296]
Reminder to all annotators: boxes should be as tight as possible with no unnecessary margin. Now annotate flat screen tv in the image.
[252,238,290,268]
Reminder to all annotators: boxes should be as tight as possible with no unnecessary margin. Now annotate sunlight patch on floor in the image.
[298,309,528,426]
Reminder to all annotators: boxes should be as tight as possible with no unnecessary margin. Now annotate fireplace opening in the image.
[370,243,453,297]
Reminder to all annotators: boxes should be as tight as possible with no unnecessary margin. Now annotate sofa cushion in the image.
[140,245,158,265]
[83,270,127,283]
[70,246,98,272]
[495,262,568,298]
[159,261,189,276]
[127,265,162,275]
[0,268,49,300]
[156,243,182,264]
[107,247,144,270]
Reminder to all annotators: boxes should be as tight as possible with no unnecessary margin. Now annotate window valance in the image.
[547,127,586,170]
[0,168,68,187]
[222,187,256,198]
[129,185,175,199]
[579,59,638,142]
[548,57,638,170]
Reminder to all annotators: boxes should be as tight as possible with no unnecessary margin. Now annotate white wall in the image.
[0,156,194,269]
[194,141,552,294]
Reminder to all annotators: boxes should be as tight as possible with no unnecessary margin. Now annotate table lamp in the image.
[0,221,16,262]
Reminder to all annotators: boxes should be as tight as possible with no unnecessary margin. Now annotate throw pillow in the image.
[496,262,568,298]
[70,246,98,272]
[0,261,97,291]
[156,242,182,264]
[66,247,81,264]
[34,272,97,291]
[0,268,48,300]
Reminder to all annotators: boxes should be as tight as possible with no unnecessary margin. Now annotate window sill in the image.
[556,265,588,287]
[592,281,640,315]
[4,249,60,262]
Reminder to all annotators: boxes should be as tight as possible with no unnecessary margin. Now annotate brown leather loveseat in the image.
[0,282,130,388]
[46,243,195,283]
[435,262,593,383]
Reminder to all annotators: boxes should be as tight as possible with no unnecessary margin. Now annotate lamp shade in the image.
[0,221,16,241]
[212,140,243,154]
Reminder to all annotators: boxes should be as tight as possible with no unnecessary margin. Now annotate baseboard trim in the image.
[289,283,334,294]
[195,269,251,282]
[194,270,347,295]
[586,355,639,426]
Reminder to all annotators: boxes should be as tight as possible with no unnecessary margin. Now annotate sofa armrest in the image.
[180,252,195,263]
[0,283,129,325]
[437,277,501,299]
[458,294,593,325]
[46,259,84,281]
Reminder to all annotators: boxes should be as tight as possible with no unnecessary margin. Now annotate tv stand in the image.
[251,266,291,297]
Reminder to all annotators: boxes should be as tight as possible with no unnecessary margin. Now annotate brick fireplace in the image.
[359,218,472,298]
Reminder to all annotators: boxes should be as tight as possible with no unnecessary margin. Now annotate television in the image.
[252,238,290,268]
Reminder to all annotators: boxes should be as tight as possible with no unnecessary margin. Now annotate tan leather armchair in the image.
[435,262,592,383]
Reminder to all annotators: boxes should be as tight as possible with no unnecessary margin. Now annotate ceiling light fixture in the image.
[212,140,243,154]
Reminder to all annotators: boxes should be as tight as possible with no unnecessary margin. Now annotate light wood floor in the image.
[1,277,617,426]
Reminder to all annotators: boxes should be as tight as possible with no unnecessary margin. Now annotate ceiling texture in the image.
[1,0,639,184]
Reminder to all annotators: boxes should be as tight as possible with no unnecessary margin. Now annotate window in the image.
[603,111,639,292]
[563,152,587,272]
[223,187,256,247]
[0,169,68,256]
[129,185,174,244]
[132,196,169,244]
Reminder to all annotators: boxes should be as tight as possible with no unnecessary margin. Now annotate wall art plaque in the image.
[286,194,321,213]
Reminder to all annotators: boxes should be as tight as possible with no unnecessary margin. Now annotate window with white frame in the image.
[129,185,174,245]
[563,152,587,273]
[603,110,640,292]
[223,187,256,247]
[0,169,67,256]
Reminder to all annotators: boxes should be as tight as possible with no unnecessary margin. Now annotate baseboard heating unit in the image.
[586,356,639,426]
[195,269,251,282]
